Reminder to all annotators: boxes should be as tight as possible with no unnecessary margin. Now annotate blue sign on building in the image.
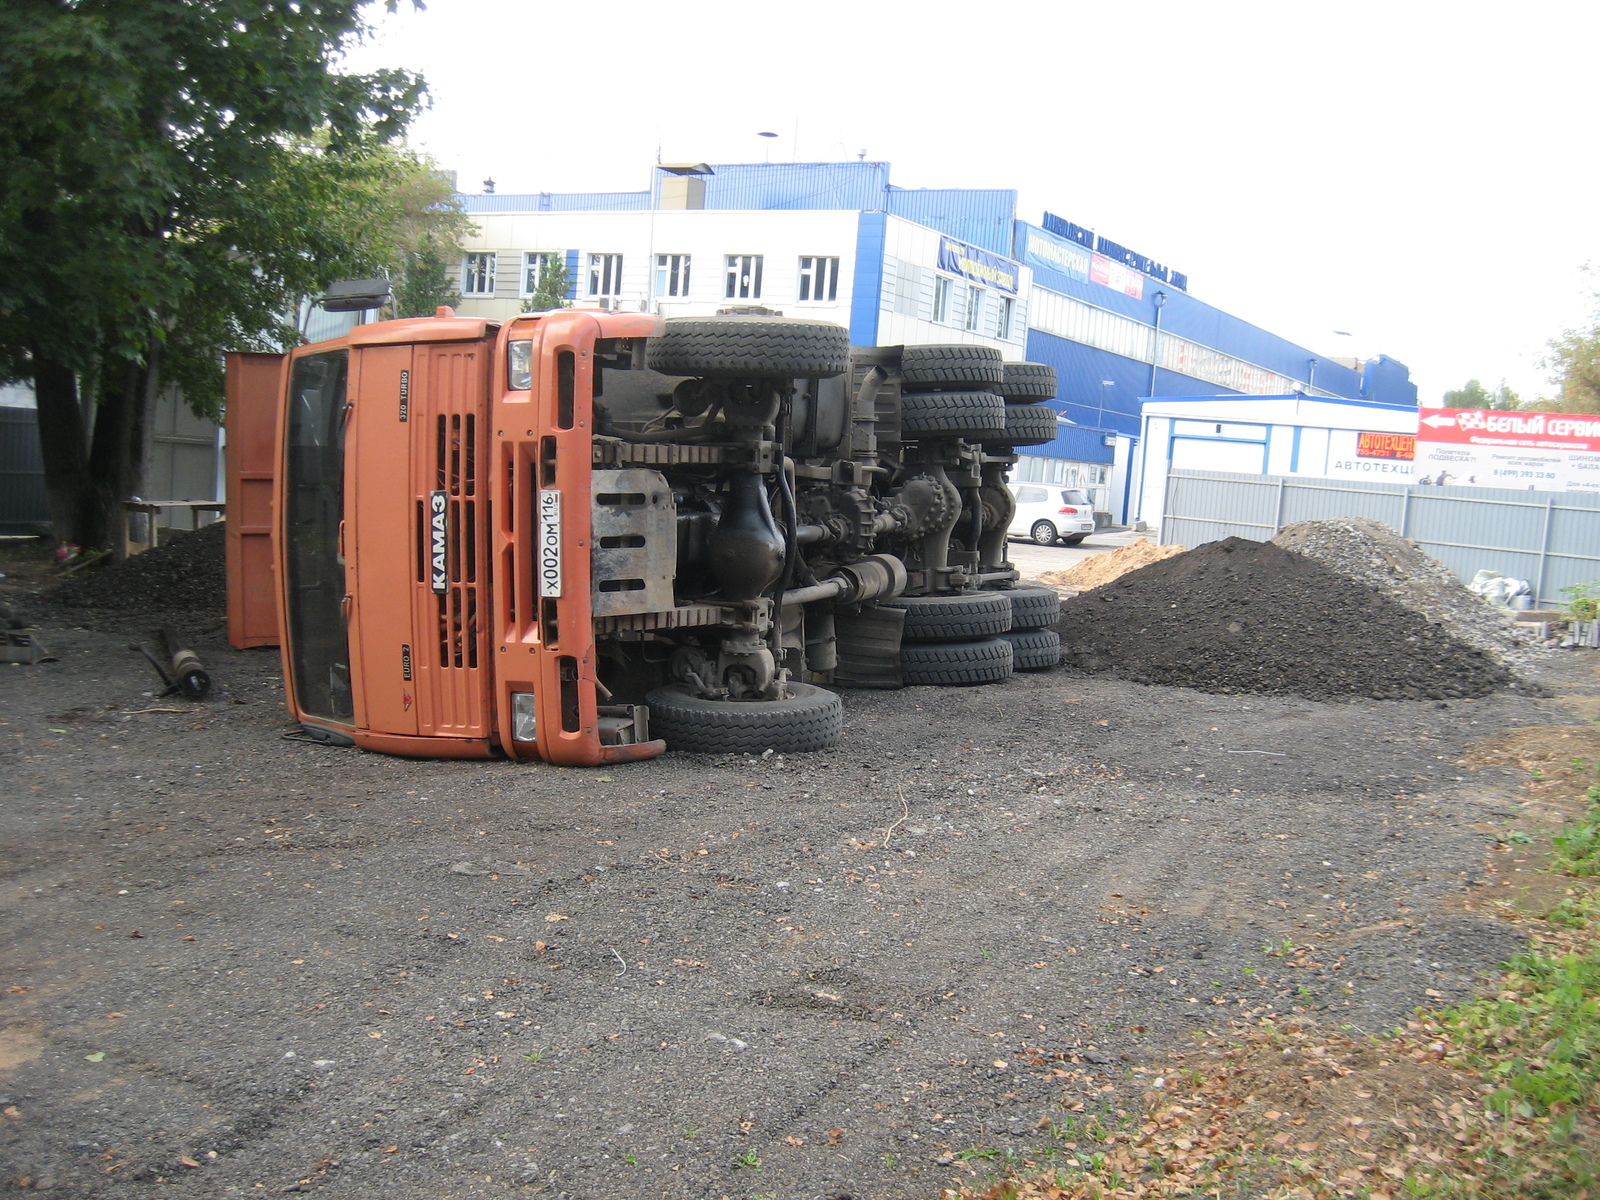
[1016,224,1091,285]
[936,236,1020,295]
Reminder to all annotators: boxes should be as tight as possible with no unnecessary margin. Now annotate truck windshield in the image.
[284,351,353,722]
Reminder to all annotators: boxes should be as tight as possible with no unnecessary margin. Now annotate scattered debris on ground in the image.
[1038,538,1186,592]
[1055,536,1520,701]
[1271,518,1531,662]
[43,521,226,621]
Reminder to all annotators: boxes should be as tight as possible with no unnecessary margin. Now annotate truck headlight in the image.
[507,339,533,392]
[510,691,537,742]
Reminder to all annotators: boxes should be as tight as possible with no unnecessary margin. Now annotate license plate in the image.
[537,489,562,597]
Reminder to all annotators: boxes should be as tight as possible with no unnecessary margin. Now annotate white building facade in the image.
[452,207,1033,362]
[1134,394,1423,528]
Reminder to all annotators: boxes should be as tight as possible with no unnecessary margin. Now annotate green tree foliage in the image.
[523,254,573,313]
[388,160,472,320]
[394,244,464,319]
[0,1,435,548]
[1534,265,1600,415]
[1442,378,1522,410]
[1542,325,1600,414]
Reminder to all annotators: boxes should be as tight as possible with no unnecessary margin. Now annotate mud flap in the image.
[831,602,905,689]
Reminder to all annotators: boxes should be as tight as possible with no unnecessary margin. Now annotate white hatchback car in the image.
[1007,483,1097,546]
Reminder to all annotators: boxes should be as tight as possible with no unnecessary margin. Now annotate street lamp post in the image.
[1148,290,1167,396]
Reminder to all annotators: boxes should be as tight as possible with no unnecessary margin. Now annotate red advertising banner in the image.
[1356,431,1416,460]
[1417,408,1600,451]
[1088,253,1144,299]
[1415,408,1600,493]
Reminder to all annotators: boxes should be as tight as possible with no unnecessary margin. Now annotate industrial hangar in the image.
[452,160,1419,526]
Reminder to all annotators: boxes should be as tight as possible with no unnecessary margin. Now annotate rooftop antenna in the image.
[482,177,495,195]
[857,148,867,161]
[757,131,778,163]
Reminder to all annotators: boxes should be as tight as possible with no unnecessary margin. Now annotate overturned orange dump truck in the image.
[225,303,1065,767]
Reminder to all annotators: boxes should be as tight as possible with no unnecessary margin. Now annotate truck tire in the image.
[995,585,1060,630]
[882,591,1012,641]
[1000,627,1062,670]
[1000,362,1057,400]
[645,683,844,754]
[647,317,850,379]
[899,390,1005,439]
[900,344,1005,389]
[988,403,1058,447]
[899,637,1014,686]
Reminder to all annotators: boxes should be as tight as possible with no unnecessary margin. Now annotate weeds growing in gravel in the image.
[1551,768,1600,876]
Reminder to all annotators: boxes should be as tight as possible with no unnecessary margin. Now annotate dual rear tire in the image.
[886,586,1060,683]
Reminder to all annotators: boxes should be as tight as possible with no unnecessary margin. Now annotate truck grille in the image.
[432,412,479,670]
[404,345,489,738]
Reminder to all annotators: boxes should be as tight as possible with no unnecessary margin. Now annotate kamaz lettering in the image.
[429,491,448,593]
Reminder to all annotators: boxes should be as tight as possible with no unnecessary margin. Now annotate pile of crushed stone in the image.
[1055,536,1521,701]
[1270,518,1529,662]
[1038,538,1185,591]
[46,521,226,619]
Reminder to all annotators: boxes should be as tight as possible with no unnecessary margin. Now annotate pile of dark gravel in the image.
[1271,518,1530,662]
[1055,536,1520,701]
[46,521,226,619]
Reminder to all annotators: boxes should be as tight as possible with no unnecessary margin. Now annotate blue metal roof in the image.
[657,161,892,210]
[886,188,1016,256]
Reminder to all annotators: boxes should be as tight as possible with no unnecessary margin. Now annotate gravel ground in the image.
[44,524,226,625]
[2,573,1598,1199]
[1271,518,1534,663]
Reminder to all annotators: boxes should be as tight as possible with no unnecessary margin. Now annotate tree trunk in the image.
[31,342,162,553]
[88,344,161,557]
[31,353,92,547]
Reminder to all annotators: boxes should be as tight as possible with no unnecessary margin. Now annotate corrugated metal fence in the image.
[0,406,50,535]
[1160,468,1600,607]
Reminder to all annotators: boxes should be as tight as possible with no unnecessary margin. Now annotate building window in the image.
[997,295,1015,340]
[587,253,624,297]
[521,252,559,296]
[932,276,953,323]
[965,285,985,332]
[725,254,763,300]
[462,252,496,297]
[797,256,839,302]
[655,254,691,297]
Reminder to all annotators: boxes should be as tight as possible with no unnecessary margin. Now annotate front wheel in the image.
[644,683,844,754]
[1030,521,1058,546]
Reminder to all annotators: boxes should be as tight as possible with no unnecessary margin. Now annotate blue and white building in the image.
[453,160,1419,523]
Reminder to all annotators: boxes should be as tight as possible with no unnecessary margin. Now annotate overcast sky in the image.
[345,0,1600,405]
